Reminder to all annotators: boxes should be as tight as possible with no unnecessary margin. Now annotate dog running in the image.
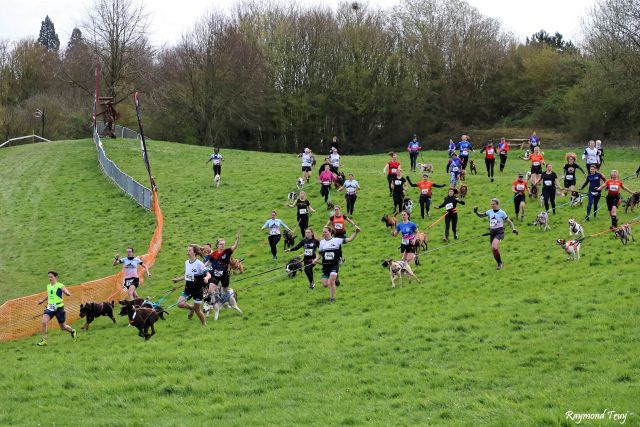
[556,238,582,260]
[381,213,398,234]
[614,224,635,245]
[79,301,116,330]
[203,286,242,321]
[533,211,550,231]
[568,218,585,239]
[382,259,420,288]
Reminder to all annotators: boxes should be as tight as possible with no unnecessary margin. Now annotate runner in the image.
[406,173,446,219]
[597,170,635,229]
[498,137,510,172]
[206,147,224,180]
[318,158,337,175]
[313,225,361,302]
[172,245,209,325]
[205,231,240,299]
[392,211,419,263]
[435,188,465,241]
[287,191,316,237]
[596,140,604,169]
[383,152,401,196]
[112,247,151,302]
[473,198,518,270]
[448,139,456,157]
[512,172,529,221]
[480,140,496,182]
[580,164,606,221]
[561,153,586,196]
[446,152,463,188]
[286,228,320,289]
[36,271,77,346]
[457,135,473,170]
[529,131,541,151]
[298,147,313,183]
[407,134,422,172]
[325,205,357,240]
[391,169,407,214]
[318,164,338,203]
[540,163,561,214]
[529,146,545,187]
[582,140,600,171]
[337,173,361,216]
[261,210,291,261]
[329,147,341,173]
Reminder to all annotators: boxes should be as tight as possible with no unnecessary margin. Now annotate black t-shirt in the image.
[318,164,337,175]
[563,163,583,181]
[540,172,558,189]
[296,200,311,217]
[437,195,465,212]
[392,177,406,195]
[289,238,320,259]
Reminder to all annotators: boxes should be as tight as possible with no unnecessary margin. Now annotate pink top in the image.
[318,170,336,185]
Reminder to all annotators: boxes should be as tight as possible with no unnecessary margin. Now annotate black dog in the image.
[335,171,346,189]
[285,256,304,278]
[119,300,162,341]
[79,301,116,330]
[129,298,168,320]
[283,230,296,250]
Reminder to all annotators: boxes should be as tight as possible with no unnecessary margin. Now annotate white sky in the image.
[1,0,596,48]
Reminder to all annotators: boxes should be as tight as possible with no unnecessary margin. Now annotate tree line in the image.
[1,0,639,152]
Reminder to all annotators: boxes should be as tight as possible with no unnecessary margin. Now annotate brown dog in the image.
[229,258,245,274]
[458,184,468,200]
[382,260,420,288]
[381,213,398,233]
[413,231,428,251]
[624,192,640,213]
[118,300,161,340]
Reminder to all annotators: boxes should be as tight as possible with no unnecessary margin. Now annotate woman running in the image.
[435,187,465,241]
[448,139,456,157]
[383,152,401,196]
[325,205,357,242]
[36,271,77,346]
[529,146,545,187]
[313,225,361,302]
[318,164,337,203]
[498,137,510,172]
[112,246,151,302]
[540,163,561,214]
[205,231,240,298]
[407,134,422,172]
[457,135,473,170]
[580,164,606,221]
[391,169,407,214]
[206,147,224,180]
[261,210,291,261]
[446,152,463,188]
[561,153,586,196]
[512,172,529,221]
[298,148,313,183]
[597,170,635,229]
[406,173,446,219]
[582,140,600,171]
[287,191,316,237]
[172,245,209,326]
[392,211,419,263]
[596,140,604,169]
[337,173,361,216]
[480,141,496,182]
[329,147,341,173]
[528,131,541,150]
[286,228,320,289]
[473,198,518,270]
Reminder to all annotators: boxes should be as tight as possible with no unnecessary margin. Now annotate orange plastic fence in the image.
[0,189,163,342]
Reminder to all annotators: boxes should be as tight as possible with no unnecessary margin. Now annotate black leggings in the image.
[345,194,357,215]
[444,212,458,238]
[304,261,314,283]
[542,188,556,213]
[499,154,507,172]
[320,185,331,203]
[268,234,281,257]
[587,192,601,217]
[393,193,404,213]
[387,175,395,194]
[460,156,469,170]
[419,196,431,218]
[514,193,525,216]
[297,216,308,237]
[409,152,418,171]
[485,158,495,178]
[213,165,221,176]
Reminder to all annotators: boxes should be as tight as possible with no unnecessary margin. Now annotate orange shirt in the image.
[513,179,528,195]
[605,179,623,196]
[330,214,346,234]
[387,161,400,175]
[530,153,544,167]
[416,180,434,196]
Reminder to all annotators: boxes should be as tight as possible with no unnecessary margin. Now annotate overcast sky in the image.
[1,0,596,48]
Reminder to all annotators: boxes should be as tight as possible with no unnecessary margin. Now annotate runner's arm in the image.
[345,226,361,243]
[473,207,487,218]
[231,231,240,252]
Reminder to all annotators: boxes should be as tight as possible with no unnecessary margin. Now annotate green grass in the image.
[0,139,639,426]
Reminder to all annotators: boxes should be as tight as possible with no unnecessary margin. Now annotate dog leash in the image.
[427,211,448,229]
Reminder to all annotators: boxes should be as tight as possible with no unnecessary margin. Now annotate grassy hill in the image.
[0,138,638,425]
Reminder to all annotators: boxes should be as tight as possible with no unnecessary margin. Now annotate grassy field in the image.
[0,138,638,426]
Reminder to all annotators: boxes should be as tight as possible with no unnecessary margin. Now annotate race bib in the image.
[610,184,619,191]
[322,181,330,186]
[544,180,552,186]
[299,208,307,215]
[125,278,135,286]
[401,238,410,245]
[304,248,313,256]
[347,188,356,194]
[487,149,494,155]
[394,180,402,186]
[324,252,335,261]
[591,191,599,196]
[185,273,194,281]
[462,149,468,155]
[516,184,524,191]
[335,223,343,230]
[566,174,573,180]
[213,270,223,277]
[269,227,279,235]
[533,161,540,166]
[213,159,220,165]
[490,218,498,227]
[46,303,57,311]
[452,167,459,172]
[445,203,454,210]
[421,189,429,195]
[391,168,397,174]
[500,150,507,155]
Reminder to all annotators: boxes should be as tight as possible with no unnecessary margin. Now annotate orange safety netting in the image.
[0,189,163,342]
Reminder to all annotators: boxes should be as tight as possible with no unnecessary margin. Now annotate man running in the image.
[113,247,151,301]
[512,172,529,221]
[580,164,606,221]
[36,271,77,346]
[313,225,361,302]
[407,134,422,172]
[474,198,518,270]
[406,173,446,219]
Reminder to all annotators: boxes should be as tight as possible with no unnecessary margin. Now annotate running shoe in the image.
[496,263,504,270]
[309,282,315,289]
[329,297,335,303]
[71,329,77,341]
[187,309,194,320]
[37,339,47,346]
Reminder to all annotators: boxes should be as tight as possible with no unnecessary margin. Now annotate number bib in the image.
[213,270,223,277]
[421,189,429,195]
[322,181,330,186]
[516,184,524,191]
[462,150,468,155]
[401,238,410,245]
[490,219,498,227]
[566,174,573,180]
[391,168,397,174]
[324,252,335,261]
[269,227,279,235]
[185,273,195,281]
[445,203,454,210]
[609,185,619,192]
[544,180,552,186]
[299,208,307,215]
[347,188,356,194]
[304,248,313,256]
[487,149,494,155]
[213,160,220,165]
[533,161,540,166]
[394,180,402,186]
[334,223,343,230]
[452,167,459,172]
[46,303,57,311]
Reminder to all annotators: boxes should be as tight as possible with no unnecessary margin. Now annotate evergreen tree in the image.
[67,28,83,51]
[37,15,60,51]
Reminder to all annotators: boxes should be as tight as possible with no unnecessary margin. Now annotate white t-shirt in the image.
[184,259,206,282]
[120,257,143,279]
[344,179,359,194]
[301,153,312,167]
[583,147,600,164]
[329,153,340,168]
[319,237,345,263]
[210,153,223,165]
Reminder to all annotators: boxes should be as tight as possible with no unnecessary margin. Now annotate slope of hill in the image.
[0,139,638,425]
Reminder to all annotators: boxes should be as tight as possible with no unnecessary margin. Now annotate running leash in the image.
[427,211,448,229]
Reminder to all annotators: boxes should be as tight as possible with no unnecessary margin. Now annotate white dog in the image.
[570,191,584,207]
[556,239,581,260]
[296,177,305,190]
[568,218,585,239]
[533,211,550,231]
[214,174,221,188]
[382,260,420,288]
[203,286,242,320]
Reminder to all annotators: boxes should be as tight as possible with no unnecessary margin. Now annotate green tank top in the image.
[46,282,65,309]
